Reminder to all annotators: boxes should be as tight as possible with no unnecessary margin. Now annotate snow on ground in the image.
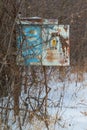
[0,72,87,130]
[47,72,87,130]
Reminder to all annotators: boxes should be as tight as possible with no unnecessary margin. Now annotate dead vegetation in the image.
[0,0,87,130]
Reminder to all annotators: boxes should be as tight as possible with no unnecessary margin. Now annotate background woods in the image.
[0,0,87,130]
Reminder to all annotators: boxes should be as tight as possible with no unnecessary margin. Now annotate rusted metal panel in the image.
[42,25,70,66]
[16,17,70,66]
[16,17,43,25]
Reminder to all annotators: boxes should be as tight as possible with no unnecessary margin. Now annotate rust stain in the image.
[20,17,43,22]
[51,29,61,37]
[60,59,65,65]
[46,50,54,62]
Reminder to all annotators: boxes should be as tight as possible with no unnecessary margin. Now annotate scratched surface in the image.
[17,18,70,66]
[42,25,70,66]
[17,25,42,65]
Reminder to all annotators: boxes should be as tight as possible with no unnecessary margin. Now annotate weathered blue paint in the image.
[17,25,42,65]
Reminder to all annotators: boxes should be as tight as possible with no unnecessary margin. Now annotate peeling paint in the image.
[16,17,70,66]
[42,25,70,66]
